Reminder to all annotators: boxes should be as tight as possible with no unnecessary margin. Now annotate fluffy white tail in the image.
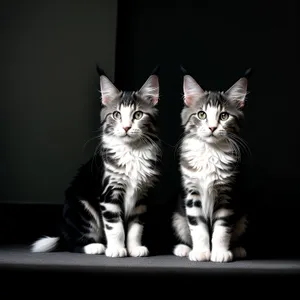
[31,236,60,253]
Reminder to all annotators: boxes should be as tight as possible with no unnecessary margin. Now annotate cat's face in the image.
[181,75,248,144]
[99,74,159,144]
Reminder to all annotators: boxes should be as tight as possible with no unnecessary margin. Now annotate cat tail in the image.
[30,236,60,253]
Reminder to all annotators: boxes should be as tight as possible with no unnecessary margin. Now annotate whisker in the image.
[82,134,101,151]
[140,133,163,158]
[173,131,196,159]
[147,132,174,148]
[226,132,252,158]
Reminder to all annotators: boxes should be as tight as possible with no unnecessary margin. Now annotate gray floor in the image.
[1,245,300,275]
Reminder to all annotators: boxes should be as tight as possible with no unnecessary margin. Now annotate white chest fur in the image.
[181,137,235,218]
[103,136,158,217]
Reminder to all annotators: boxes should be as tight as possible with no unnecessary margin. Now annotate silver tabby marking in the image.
[31,71,161,258]
[172,73,249,262]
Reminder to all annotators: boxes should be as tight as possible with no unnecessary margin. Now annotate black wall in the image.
[0,0,117,205]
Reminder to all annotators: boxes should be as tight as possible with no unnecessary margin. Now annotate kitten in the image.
[172,70,250,262]
[31,67,161,257]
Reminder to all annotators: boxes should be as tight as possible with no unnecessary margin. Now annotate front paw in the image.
[173,244,191,257]
[211,249,233,263]
[128,246,149,257]
[188,249,211,262]
[105,246,127,258]
[83,243,106,255]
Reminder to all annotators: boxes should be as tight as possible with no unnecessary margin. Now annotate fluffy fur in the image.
[172,71,249,263]
[31,68,161,257]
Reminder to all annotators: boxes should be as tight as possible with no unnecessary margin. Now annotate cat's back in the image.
[66,154,105,197]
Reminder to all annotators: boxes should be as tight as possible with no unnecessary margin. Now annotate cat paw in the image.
[83,243,106,255]
[188,249,211,261]
[105,246,127,258]
[211,249,233,263]
[232,247,247,259]
[128,246,149,257]
[173,244,191,257]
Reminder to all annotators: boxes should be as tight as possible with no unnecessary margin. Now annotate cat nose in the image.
[209,127,217,132]
[123,126,131,132]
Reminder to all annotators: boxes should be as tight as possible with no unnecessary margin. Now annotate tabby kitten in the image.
[172,71,249,262]
[31,68,161,257]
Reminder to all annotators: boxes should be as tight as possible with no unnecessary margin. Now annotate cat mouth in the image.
[122,133,135,139]
[120,131,139,139]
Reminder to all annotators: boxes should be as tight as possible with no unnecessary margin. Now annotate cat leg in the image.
[61,196,106,255]
[79,199,106,255]
[185,192,211,261]
[231,215,247,259]
[211,202,235,263]
[101,194,127,258]
[172,212,192,257]
[102,208,127,257]
[232,246,247,259]
[127,204,149,257]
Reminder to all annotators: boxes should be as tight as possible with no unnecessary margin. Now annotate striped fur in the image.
[31,70,161,258]
[172,73,249,262]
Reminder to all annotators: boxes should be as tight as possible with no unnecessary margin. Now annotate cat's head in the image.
[181,73,248,144]
[99,71,159,144]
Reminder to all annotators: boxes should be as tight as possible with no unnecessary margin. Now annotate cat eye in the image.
[197,111,207,120]
[220,112,229,121]
[133,111,143,120]
[112,111,121,120]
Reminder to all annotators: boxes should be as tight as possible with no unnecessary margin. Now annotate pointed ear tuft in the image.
[180,65,188,75]
[244,68,252,79]
[96,64,106,77]
[225,77,248,109]
[151,65,160,76]
[99,75,119,105]
[183,75,205,107]
[138,75,159,105]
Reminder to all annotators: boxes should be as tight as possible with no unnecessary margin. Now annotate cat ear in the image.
[225,77,248,109]
[99,75,120,105]
[183,75,205,107]
[138,75,159,105]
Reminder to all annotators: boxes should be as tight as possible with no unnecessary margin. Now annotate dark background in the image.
[0,0,298,259]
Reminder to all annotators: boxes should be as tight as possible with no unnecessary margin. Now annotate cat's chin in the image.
[200,135,224,144]
[119,134,140,144]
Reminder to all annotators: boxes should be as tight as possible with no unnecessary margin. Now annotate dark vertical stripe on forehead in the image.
[205,92,225,109]
[121,91,136,108]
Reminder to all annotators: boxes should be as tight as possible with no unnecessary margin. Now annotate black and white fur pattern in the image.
[172,72,249,263]
[31,70,161,258]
